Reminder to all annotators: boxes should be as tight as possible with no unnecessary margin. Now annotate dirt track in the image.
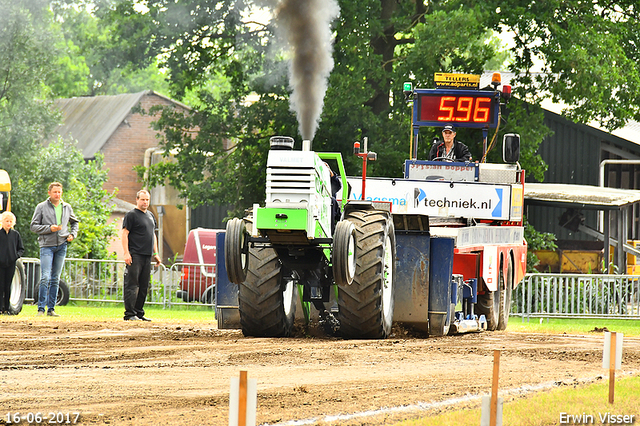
[1,315,639,426]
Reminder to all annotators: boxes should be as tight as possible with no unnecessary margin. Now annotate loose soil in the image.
[1,316,639,426]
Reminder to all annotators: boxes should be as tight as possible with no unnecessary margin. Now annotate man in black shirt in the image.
[122,190,162,321]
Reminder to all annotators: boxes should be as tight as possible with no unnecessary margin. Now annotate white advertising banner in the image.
[347,177,513,221]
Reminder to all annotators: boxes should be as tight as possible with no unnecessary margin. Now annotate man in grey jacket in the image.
[30,182,79,316]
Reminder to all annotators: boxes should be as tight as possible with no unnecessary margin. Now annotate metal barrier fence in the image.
[513,273,640,320]
[23,256,640,320]
[21,257,217,309]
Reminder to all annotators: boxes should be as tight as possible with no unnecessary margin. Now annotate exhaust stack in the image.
[302,139,311,151]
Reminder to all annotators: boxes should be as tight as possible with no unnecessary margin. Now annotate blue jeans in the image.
[38,243,68,312]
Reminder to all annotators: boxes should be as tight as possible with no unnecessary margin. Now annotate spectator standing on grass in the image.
[31,182,78,317]
[122,189,162,321]
[0,212,24,315]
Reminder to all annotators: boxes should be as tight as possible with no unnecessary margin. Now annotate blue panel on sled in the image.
[451,278,458,305]
[393,231,431,325]
[463,278,478,304]
[215,232,237,307]
[429,237,455,316]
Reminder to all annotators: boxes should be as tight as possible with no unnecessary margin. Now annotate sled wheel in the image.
[8,260,26,315]
[497,256,514,331]
[34,279,70,307]
[238,246,296,337]
[225,218,248,284]
[333,220,357,286]
[337,210,395,339]
[476,276,501,332]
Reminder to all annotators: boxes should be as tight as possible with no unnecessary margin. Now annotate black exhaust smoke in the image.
[264,0,340,146]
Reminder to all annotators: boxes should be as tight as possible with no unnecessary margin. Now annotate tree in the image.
[0,0,60,167]
[463,0,640,130]
[13,140,118,259]
[0,0,117,259]
[46,0,171,97]
[104,0,639,213]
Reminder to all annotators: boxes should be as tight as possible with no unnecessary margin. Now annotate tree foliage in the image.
[35,1,640,218]
[12,140,118,259]
[46,0,170,97]
[524,216,557,272]
[463,0,640,130]
[0,0,60,167]
[0,0,117,258]
[115,0,545,212]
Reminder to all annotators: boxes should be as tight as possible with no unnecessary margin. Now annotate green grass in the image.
[508,316,640,337]
[19,302,217,322]
[394,317,640,426]
[395,376,640,426]
[18,305,640,336]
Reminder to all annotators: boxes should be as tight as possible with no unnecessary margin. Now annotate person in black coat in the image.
[0,211,24,315]
[428,124,472,161]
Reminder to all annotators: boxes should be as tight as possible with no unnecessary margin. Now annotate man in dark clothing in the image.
[122,189,162,321]
[428,124,472,161]
[0,212,24,315]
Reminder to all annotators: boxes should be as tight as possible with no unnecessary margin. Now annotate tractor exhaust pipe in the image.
[302,139,311,151]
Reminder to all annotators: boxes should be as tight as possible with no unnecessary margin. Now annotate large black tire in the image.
[337,210,395,339]
[34,279,70,307]
[497,256,514,331]
[332,220,357,286]
[238,246,296,337]
[8,260,26,315]
[476,272,501,331]
[225,218,248,285]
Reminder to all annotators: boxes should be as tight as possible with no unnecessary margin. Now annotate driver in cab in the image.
[428,124,471,162]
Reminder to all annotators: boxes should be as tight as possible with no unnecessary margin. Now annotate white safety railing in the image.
[22,257,218,309]
[512,273,640,320]
[24,257,640,320]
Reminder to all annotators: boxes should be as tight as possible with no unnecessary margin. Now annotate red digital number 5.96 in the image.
[437,96,492,123]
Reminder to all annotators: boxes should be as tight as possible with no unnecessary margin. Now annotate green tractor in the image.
[225,136,395,338]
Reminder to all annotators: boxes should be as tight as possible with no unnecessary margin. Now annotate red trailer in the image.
[176,228,221,304]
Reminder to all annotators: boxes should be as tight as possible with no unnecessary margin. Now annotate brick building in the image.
[54,91,191,260]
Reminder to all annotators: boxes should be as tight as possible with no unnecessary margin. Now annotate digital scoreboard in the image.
[414,89,500,129]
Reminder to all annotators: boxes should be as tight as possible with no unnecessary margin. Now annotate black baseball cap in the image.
[443,124,455,132]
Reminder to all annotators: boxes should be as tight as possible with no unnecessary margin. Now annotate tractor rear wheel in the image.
[225,218,248,284]
[238,246,296,337]
[8,260,26,315]
[332,220,356,286]
[497,257,514,330]
[337,210,395,339]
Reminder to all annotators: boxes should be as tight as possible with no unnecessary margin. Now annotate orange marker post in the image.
[609,333,616,404]
[490,350,500,426]
[239,370,248,426]
[602,331,623,406]
[230,370,257,426]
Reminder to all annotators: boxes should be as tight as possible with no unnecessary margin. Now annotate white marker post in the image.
[481,350,503,426]
[602,331,623,404]
[229,370,257,426]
